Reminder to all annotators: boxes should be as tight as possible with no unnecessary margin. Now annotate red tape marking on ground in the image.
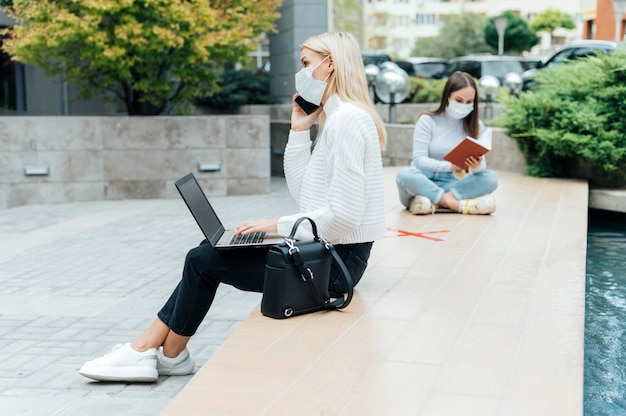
[385,228,449,242]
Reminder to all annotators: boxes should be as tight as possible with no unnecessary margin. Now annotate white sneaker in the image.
[79,344,158,382]
[157,347,195,376]
[409,196,435,215]
[459,194,496,215]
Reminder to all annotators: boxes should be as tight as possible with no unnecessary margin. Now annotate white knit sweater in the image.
[277,95,385,244]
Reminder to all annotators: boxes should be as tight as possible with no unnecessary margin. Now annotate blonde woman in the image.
[79,31,387,383]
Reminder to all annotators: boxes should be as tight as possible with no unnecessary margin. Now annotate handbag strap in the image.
[286,217,354,311]
[288,216,321,241]
[326,243,353,310]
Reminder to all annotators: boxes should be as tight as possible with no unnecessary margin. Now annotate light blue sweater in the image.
[412,112,486,173]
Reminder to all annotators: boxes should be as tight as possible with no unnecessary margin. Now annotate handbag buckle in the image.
[285,238,299,254]
[301,267,314,281]
[319,235,331,250]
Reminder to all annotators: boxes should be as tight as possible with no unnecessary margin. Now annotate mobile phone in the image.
[295,95,320,115]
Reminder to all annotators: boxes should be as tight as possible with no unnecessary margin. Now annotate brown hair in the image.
[428,71,480,139]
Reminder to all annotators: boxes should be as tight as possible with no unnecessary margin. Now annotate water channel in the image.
[584,209,626,414]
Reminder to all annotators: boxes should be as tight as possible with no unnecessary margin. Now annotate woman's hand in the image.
[291,93,323,132]
[236,218,278,235]
[464,155,482,170]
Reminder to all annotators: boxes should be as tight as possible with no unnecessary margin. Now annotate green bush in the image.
[196,69,279,110]
[406,77,510,104]
[498,50,626,187]
[407,78,446,104]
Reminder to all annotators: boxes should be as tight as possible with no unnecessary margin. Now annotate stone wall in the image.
[0,116,270,209]
[270,120,526,176]
[1,107,527,210]
[383,124,526,174]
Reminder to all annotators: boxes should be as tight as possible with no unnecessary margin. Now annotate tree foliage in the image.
[528,7,576,34]
[332,0,363,45]
[195,69,278,110]
[484,11,539,54]
[498,50,626,187]
[1,0,283,115]
[412,13,491,59]
[406,78,446,106]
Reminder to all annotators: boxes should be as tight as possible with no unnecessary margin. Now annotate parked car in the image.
[256,61,270,76]
[522,40,620,91]
[361,51,392,66]
[520,57,542,71]
[435,54,526,86]
[395,57,448,79]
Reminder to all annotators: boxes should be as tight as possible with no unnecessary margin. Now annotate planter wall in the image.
[0,115,270,209]
[1,107,525,210]
[383,124,526,173]
[270,121,525,176]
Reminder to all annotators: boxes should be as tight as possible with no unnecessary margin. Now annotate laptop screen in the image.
[175,173,224,246]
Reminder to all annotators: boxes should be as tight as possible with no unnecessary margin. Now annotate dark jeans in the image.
[157,240,373,336]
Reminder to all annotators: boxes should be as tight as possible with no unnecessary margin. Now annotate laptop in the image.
[174,173,284,249]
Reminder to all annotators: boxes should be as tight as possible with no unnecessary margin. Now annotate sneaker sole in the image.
[80,366,158,382]
[409,198,433,215]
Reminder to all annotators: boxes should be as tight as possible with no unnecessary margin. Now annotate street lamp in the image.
[494,17,508,56]
[614,0,626,41]
[373,62,410,124]
[478,75,500,124]
[502,72,523,98]
[365,64,380,103]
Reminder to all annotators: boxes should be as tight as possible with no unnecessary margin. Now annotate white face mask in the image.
[446,99,474,120]
[295,56,330,106]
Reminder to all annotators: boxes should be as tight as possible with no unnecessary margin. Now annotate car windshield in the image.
[482,61,523,78]
[414,63,447,78]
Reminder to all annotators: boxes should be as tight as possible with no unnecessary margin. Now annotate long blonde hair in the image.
[301,32,387,150]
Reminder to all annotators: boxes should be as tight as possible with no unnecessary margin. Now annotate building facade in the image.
[582,0,625,40]
[361,0,623,59]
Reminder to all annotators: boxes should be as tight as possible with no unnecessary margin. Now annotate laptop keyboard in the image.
[229,231,266,245]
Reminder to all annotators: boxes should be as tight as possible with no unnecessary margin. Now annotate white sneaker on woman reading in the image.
[459,194,496,215]
[156,347,196,376]
[79,343,158,382]
[409,196,435,215]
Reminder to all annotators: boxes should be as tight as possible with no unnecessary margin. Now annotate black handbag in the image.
[261,217,353,319]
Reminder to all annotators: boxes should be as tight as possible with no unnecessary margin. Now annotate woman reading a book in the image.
[395,71,498,215]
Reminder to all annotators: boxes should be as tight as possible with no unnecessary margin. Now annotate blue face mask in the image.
[446,99,474,120]
[295,56,330,106]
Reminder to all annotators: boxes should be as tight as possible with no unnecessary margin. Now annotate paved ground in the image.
[0,177,297,416]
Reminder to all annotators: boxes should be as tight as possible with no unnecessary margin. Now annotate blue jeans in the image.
[157,240,373,336]
[395,166,498,209]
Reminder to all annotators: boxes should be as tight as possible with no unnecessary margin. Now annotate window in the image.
[416,13,438,25]
[394,15,410,26]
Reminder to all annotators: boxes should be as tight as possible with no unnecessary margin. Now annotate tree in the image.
[484,11,539,54]
[332,0,363,45]
[528,7,576,46]
[1,0,282,115]
[412,13,491,59]
[196,69,278,110]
